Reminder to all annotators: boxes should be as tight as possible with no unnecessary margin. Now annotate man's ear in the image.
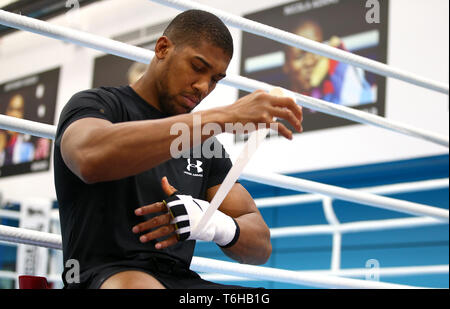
[155,36,173,59]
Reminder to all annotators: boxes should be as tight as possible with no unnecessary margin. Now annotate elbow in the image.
[248,229,272,266]
[75,150,104,184]
[264,239,272,264]
[258,230,272,265]
[247,242,271,266]
[79,162,98,184]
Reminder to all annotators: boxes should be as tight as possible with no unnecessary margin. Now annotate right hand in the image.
[221,89,303,140]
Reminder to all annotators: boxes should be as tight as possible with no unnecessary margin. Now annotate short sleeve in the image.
[55,89,118,147]
[206,139,239,189]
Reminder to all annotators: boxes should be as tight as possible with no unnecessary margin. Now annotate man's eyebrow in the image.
[194,56,226,78]
[194,56,212,68]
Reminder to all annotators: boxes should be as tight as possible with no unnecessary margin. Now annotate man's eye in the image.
[192,64,202,72]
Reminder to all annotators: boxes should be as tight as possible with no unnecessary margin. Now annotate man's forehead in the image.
[183,43,230,72]
[183,41,230,59]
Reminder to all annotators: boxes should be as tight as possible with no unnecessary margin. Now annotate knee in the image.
[100,271,165,289]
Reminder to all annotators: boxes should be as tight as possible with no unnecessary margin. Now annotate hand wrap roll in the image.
[164,193,240,248]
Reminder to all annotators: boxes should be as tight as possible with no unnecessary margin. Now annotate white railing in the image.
[0,177,448,287]
[249,178,449,272]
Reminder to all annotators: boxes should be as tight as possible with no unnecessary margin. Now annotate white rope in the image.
[0,9,153,64]
[199,265,449,282]
[0,117,446,221]
[150,0,449,95]
[0,225,427,288]
[3,264,448,284]
[241,171,449,222]
[255,178,450,209]
[0,114,56,140]
[0,225,62,250]
[0,10,448,147]
[190,256,422,289]
[223,75,449,147]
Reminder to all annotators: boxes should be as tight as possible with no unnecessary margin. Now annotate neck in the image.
[130,68,162,112]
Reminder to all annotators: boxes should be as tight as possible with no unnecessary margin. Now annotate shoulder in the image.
[61,86,129,116]
[67,86,123,105]
[56,86,126,139]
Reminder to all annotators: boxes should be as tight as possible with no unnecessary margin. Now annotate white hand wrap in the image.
[164,193,240,248]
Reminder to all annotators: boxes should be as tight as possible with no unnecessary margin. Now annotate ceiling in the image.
[0,0,102,38]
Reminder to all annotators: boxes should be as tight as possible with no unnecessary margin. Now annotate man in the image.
[4,94,35,165]
[284,20,374,106]
[54,10,303,289]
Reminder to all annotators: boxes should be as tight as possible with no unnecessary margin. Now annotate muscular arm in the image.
[61,108,225,184]
[206,183,271,265]
[61,90,302,184]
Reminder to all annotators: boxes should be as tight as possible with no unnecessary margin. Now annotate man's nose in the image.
[192,77,209,97]
[304,53,319,65]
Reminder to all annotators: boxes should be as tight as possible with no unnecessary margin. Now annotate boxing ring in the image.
[0,0,448,288]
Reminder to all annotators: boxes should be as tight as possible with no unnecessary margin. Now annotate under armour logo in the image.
[187,159,203,174]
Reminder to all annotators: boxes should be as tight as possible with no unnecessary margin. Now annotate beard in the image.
[157,62,182,115]
[156,57,194,116]
[158,90,178,115]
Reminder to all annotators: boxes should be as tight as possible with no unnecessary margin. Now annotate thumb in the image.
[161,176,177,197]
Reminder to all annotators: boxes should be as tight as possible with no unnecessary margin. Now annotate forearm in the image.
[73,108,227,183]
[221,212,272,265]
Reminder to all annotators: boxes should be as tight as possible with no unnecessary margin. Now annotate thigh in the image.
[100,270,166,289]
[155,271,253,289]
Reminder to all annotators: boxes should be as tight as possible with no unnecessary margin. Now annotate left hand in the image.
[132,176,179,250]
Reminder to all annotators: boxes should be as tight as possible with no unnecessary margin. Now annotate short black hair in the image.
[163,10,234,58]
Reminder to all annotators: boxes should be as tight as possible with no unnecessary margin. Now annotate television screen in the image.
[0,68,60,178]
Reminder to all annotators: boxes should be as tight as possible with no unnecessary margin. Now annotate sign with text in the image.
[239,0,388,136]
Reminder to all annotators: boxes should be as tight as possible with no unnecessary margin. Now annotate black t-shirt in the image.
[53,85,234,288]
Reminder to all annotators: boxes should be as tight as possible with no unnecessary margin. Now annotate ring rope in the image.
[0,114,56,140]
[255,178,450,208]
[150,0,449,95]
[0,10,448,147]
[0,116,446,221]
[189,256,423,289]
[241,171,449,222]
[0,10,152,64]
[0,224,62,250]
[199,265,449,282]
[0,224,424,289]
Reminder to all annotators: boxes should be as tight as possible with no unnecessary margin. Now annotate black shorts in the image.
[76,256,252,289]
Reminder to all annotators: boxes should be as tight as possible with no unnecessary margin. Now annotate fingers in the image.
[154,234,179,250]
[139,225,178,250]
[132,212,178,249]
[132,212,172,234]
[269,106,303,134]
[161,176,177,197]
[134,201,166,216]
[138,224,176,245]
[254,89,304,140]
[270,96,303,124]
[270,122,294,140]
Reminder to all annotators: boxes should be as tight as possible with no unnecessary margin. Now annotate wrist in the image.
[201,107,235,133]
[212,211,240,248]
